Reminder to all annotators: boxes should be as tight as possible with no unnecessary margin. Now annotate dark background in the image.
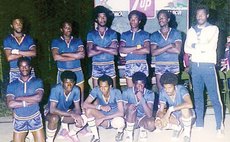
[0,0,229,101]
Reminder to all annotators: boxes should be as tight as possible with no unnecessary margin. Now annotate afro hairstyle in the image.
[60,70,77,83]
[132,72,147,85]
[160,72,178,86]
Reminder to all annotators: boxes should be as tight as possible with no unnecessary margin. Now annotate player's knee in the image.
[111,117,125,129]
[48,114,59,124]
[85,108,95,117]
[146,119,156,132]
[181,109,191,118]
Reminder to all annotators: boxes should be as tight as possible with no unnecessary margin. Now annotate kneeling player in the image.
[123,72,156,142]
[45,71,87,142]
[83,74,125,142]
[155,72,195,142]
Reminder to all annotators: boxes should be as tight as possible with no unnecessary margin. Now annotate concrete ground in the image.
[0,108,229,142]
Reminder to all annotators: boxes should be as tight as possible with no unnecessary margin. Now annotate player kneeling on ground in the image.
[155,72,195,142]
[45,71,87,142]
[123,72,156,142]
[83,74,125,142]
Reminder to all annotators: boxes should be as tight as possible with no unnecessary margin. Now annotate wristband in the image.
[22,101,26,107]
[96,105,101,110]
[136,44,142,49]
[11,49,19,55]
[168,106,175,112]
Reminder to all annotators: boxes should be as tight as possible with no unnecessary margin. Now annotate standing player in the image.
[87,6,118,87]
[119,10,150,87]
[155,72,194,142]
[6,57,45,142]
[184,5,224,135]
[3,17,36,83]
[150,10,182,91]
[122,72,155,142]
[45,71,87,142]
[83,74,125,142]
[51,21,85,104]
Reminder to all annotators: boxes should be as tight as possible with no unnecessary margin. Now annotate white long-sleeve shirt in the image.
[184,23,219,64]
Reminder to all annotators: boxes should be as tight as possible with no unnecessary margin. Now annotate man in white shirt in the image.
[184,5,224,135]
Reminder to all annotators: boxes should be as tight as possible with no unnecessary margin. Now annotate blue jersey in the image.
[49,84,80,112]
[51,36,83,70]
[159,85,189,107]
[6,76,43,118]
[150,28,182,63]
[87,28,117,63]
[3,34,35,69]
[122,87,154,117]
[89,87,122,110]
[121,29,150,61]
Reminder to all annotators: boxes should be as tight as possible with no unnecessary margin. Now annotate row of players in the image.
[3,4,224,142]
[6,57,194,142]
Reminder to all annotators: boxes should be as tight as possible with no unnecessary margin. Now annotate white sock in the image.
[46,128,57,142]
[61,123,69,131]
[87,117,99,139]
[165,123,181,131]
[182,117,192,137]
[126,122,135,138]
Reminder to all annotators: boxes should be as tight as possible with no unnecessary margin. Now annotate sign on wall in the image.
[94,0,189,34]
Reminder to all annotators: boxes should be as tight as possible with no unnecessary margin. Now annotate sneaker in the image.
[171,127,183,140]
[217,129,224,137]
[183,136,191,142]
[125,136,133,142]
[139,129,148,141]
[115,132,124,141]
[90,135,100,142]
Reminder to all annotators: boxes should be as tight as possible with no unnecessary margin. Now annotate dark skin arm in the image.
[61,46,85,59]
[119,41,150,55]
[136,91,153,117]
[4,46,36,62]
[87,42,103,57]
[151,41,181,56]
[94,41,118,55]
[52,46,85,61]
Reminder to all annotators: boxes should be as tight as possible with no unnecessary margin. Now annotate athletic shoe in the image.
[125,136,133,142]
[115,132,124,141]
[217,129,224,137]
[171,127,183,140]
[90,135,100,142]
[183,136,191,142]
[139,129,148,141]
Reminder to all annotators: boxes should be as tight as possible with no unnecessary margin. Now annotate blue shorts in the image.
[10,69,35,83]
[57,69,84,85]
[155,64,179,75]
[13,112,43,133]
[125,62,149,78]
[92,63,116,79]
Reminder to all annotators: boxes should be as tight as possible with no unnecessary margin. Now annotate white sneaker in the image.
[217,129,224,137]
[139,129,147,142]
[125,136,133,142]
[171,127,183,140]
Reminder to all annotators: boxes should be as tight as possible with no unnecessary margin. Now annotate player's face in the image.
[61,23,72,37]
[62,79,75,92]
[163,84,175,96]
[99,81,110,95]
[19,61,31,77]
[196,9,209,26]
[11,19,23,33]
[129,14,140,29]
[158,13,169,27]
[97,13,107,27]
[134,80,145,93]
